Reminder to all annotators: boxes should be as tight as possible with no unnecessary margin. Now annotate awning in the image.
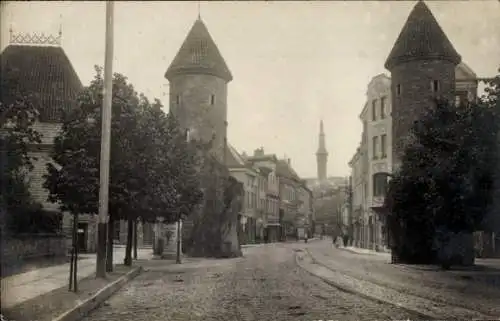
[371,206,389,215]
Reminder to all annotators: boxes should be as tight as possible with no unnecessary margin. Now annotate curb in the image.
[294,250,435,320]
[51,266,143,321]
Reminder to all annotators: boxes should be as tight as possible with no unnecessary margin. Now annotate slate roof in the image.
[226,144,249,169]
[385,1,461,70]
[276,160,300,181]
[1,45,83,123]
[165,18,233,82]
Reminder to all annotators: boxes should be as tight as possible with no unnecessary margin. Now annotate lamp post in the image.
[176,129,190,264]
[96,0,114,278]
[176,193,182,264]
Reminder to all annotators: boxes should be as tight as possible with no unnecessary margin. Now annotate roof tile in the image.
[165,19,232,82]
[1,45,83,123]
[385,1,461,70]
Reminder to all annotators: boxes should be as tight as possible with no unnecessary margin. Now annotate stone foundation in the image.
[1,234,66,266]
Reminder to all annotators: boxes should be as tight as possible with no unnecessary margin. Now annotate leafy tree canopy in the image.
[45,66,203,224]
[386,71,500,260]
[0,65,41,216]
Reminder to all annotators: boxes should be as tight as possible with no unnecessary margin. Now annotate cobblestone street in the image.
[307,241,500,319]
[83,243,424,321]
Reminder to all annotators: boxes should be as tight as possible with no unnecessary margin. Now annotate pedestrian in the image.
[304,231,308,243]
[343,234,349,247]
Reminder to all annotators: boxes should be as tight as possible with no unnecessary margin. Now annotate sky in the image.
[1,1,499,178]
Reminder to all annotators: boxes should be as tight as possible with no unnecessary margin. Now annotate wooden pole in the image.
[133,219,138,260]
[73,212,79,292]
[96,0,115,278]
[68,216,75,291]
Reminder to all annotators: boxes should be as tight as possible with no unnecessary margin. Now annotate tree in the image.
[385,88,500,264]
[186,145,243,258]
[0,65,50,234]
[45,67,155,269]
[46,66,204,267]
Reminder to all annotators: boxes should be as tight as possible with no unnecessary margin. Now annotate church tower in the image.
[385,1,461,168]
[316,120,328,181]
[165,17,232,162]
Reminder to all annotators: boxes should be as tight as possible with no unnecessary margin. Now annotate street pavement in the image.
[308,241,500,319]
[82,242,425,321]
[1,247,153,309]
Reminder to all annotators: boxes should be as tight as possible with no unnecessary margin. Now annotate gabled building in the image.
[226,144,260,244]
[246,148,281,242]
[0,31,104,252]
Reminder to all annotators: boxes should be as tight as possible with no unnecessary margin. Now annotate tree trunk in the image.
[106,216,114,272]
[133,220,138,260]
[124,218,133,266]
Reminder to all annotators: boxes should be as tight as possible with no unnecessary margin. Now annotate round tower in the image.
[385,1,461,168]
[165,18,232,162]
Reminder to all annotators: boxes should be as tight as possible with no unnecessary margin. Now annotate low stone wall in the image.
[1,234,66,264]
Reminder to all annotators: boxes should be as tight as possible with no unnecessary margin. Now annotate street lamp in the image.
[176,192,182,264]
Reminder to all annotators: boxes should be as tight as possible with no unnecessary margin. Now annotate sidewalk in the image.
[1,247,153,309]
[340,244,500,270]
[342,246,391,258]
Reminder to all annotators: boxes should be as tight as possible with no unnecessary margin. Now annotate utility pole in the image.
[347,176,353,246]
[96,0,114,278]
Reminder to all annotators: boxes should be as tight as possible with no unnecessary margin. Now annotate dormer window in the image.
[210,94,216,106]
[431,80,440,93]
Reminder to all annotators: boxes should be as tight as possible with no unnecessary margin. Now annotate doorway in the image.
[77,223,88,252]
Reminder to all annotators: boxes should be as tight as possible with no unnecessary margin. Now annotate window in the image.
[380,134,387,158]
[373,173,389,197]
[396,84,401,97]
[176,95,181,105]
[455,90,469,106]
[372,99,377,121]
[372,136,379,159]
[431,80,440,93]
[380,96,386,119]
[210,94,216,105]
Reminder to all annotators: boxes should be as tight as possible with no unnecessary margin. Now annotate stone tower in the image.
[316,120,328,181]
[384,0,461,168]
[165,17,232,162]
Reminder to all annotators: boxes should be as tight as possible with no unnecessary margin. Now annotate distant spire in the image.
[317,120,327,155]
[197,1,201,20]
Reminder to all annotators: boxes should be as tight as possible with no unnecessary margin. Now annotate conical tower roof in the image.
[385,1,461,70]
[165,18,232,82]
[1,44,83,123]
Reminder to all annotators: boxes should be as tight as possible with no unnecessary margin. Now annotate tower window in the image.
[210,94,216,106]
[396,84,401,97]
[176,95,181,105]
[431,80,440,93]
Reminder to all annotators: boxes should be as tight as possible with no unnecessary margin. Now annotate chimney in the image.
[253,147,265,157]
[287,158,291,166]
